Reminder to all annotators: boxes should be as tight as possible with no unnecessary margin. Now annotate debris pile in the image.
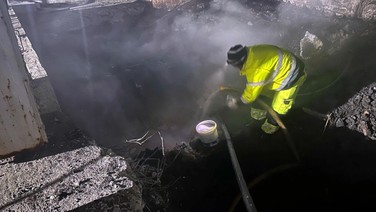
[330,82,376,140]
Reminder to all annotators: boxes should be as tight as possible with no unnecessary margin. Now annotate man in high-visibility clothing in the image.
[226,44,306,134]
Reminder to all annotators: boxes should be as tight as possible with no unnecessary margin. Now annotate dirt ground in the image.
[9,0,376,211]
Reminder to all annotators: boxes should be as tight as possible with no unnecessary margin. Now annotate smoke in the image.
[100,0,280,149]
[126,0,334,94]
[139,0,283,65]
[87,0,332,148]
[17,0,365,151]
[113,0,367,150]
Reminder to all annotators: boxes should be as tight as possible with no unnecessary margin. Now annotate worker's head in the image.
[227,44,247,69]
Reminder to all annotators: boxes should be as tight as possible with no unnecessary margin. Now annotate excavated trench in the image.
[11,0,376,211]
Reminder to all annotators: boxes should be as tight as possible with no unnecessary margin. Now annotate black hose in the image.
[256,99,301,163]
[219,86,301,163]
[200,87,301,212]
[229,163,300,212]
[221,123,257,212]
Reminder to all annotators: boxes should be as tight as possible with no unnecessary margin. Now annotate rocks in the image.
[355,0,376,20]
[330,82,376,140]
[299,31,323,59]
[283,0,376,21]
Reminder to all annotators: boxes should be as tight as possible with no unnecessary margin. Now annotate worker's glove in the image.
[226,95,240,110]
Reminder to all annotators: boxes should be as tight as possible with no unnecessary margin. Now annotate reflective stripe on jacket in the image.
[240,44,304,104]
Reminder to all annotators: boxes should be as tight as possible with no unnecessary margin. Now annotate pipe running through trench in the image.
[221,122,258,212]
[199,87,303,211]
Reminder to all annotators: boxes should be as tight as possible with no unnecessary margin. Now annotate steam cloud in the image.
[72,0,331,148]
[19,0,349,150]
[106,0,318,149]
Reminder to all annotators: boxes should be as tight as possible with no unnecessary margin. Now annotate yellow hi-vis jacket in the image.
[239,44,304,104]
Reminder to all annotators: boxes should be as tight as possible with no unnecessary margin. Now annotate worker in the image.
[226,44,306,134]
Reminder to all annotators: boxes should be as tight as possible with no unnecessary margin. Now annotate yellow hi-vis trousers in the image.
[262,73,307,115]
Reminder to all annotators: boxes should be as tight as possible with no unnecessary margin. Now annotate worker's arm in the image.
[226,83,263,110]
[240,68,271,104]
[226,85,263,110]
[240,83,264,104]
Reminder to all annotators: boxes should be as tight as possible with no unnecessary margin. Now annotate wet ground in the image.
[11,0,376,211]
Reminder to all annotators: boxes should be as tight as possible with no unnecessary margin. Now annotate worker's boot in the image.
[261,119,279,134]
[250,108,267,120]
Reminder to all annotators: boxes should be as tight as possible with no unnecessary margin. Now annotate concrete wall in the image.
[0,0,47,156]
[9,7,61,115]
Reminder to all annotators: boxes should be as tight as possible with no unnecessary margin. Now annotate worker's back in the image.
[240,44,301,91]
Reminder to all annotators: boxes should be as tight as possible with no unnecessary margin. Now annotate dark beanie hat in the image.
[227,44,247,66]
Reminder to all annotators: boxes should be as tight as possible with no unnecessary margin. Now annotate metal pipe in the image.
[221,123,257,212]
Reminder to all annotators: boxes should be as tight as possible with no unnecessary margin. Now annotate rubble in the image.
[299,31,323,59]
[283,0,376,21]
[330,82,376,140]
[0,145,141,211]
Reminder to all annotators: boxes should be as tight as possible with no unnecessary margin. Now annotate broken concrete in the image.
[283,0,376,20]
[299,31,324,59]
[0,145,142,211]
[29,77,61,115]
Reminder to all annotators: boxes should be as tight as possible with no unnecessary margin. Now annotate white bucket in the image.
[195,120,219,146]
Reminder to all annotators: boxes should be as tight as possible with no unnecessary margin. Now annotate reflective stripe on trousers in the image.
[271,73,307,115]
